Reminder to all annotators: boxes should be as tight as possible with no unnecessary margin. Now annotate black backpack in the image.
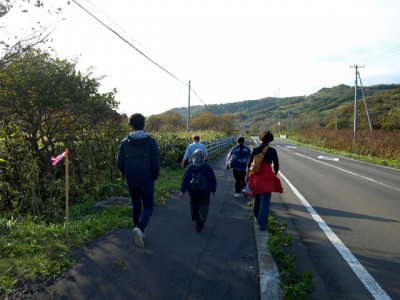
[190,167,208,191]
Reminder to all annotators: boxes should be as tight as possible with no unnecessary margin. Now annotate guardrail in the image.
[203,137,236,156]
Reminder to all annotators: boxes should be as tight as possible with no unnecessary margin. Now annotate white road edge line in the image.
[279,171,391,300]
[294,152,400,192]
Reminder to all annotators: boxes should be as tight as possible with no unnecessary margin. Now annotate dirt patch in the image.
[94,197,131,208]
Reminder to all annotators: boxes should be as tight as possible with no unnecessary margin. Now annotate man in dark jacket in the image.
[117,113,160,248]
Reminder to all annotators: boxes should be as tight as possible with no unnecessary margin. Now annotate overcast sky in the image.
[3,0,400,116]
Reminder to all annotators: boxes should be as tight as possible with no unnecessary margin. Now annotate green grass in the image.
[0,166,184,297]
[267,212,314,299]
[246,199,315,299]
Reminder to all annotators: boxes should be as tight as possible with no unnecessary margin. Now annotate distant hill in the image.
[167,84,400,130]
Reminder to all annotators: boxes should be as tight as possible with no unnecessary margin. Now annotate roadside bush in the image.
[268,212,314,299]
[292,128,400,166]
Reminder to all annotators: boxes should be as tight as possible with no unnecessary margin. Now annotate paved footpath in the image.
[23,152,281,300]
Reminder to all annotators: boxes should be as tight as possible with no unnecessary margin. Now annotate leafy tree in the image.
[190,112,237,136]
[217,113,237,135]
[147,112,185,132]
[0,49,121,216]
[190,112,220,131]
[0,121,41,213]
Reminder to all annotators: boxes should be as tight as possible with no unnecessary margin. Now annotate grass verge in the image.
[268,211,314,299]
[0,167,184,298]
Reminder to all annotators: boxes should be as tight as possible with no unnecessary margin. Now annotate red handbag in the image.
[273,174,283,193]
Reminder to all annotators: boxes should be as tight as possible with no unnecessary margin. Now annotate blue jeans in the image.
[253,192,272,230]
[129,182,154,233]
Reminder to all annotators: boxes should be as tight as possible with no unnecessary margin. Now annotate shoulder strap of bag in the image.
[260,145,269,156]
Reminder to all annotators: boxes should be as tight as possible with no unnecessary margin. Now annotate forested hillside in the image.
[168,84,400,131]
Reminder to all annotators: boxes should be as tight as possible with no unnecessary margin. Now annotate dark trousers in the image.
[233,169,246,193]
[129,182,154,233]
[190,194,210,223]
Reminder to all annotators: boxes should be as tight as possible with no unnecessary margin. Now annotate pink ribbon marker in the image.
[51,149,68,166]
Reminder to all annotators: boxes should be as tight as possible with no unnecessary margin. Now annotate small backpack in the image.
[249,146,269,174]
[190,167,208,191]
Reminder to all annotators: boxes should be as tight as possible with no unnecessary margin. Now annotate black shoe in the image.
[196,220,204,232]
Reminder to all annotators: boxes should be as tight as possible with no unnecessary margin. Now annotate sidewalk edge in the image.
[254,217,282,300]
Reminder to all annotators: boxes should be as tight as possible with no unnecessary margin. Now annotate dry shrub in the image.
[295,129,400,160]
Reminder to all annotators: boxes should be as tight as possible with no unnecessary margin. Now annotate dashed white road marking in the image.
[279,171,391,300]
[318,155,339,161]
[295,152,400,192]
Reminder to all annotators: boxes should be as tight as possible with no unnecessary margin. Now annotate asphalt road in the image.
[16,153,265,300]
[271,138,400,299]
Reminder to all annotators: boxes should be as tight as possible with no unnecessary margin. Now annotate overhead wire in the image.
[360,44,400,65]
[82,0,170,71]
[324,44,400,92]
[72,0,220,113]
[71,0,188,87]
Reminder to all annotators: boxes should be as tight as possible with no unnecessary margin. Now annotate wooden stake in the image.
[65,148,69,239]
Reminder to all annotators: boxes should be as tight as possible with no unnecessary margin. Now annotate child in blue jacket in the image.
[180,149,217,232]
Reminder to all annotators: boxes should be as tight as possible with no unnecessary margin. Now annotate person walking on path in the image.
[246,130,280,231]
[180,149,217,232]
[181,135,208,168]
[226,136,251,198]
[117,113,160,248]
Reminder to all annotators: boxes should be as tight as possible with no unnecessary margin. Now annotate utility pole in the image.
[187,80,191,132]
[278,114,281,136]
[286,110,290,130]
[350,65,364,143]
[335,110,338,131]
[357,71,373,133]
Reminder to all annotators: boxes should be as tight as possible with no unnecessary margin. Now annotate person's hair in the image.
[192,149,206,167]
[237,137,245,144]
[259,130,274,144]
[129,113,145,130]
[192,135,200,142]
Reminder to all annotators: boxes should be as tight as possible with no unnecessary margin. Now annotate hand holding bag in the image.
[243,183,254,198]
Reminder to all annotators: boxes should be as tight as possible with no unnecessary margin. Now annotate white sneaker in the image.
[234,193,240,198]
[133,227,144,248]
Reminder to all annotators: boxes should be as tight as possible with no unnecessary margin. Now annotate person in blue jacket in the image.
[117,113,160,248]
[181,135,208,168]
[226,137,251,198]
[180,149,217,232]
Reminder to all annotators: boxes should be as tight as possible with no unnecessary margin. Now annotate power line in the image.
[326,44,400,89]
[72,0,223,115]
[71,0,188,86]
[361,44,400,65]
[82,0,169,71]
